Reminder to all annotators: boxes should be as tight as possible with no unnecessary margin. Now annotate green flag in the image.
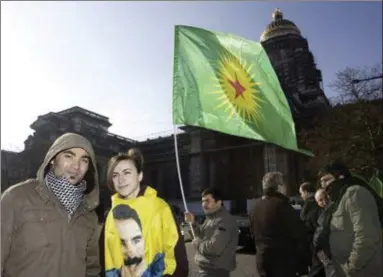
[172,25,310,155]
[368,169,383,198]
[352,170,383,198]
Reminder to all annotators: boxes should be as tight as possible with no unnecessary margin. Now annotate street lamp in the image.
[351,74,383,98]
[352,74,383,84]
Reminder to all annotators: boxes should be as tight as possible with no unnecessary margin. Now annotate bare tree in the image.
[329,63,382,104]
[300,64,383,175]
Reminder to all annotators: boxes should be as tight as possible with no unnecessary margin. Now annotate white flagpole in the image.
[173,124,196,239]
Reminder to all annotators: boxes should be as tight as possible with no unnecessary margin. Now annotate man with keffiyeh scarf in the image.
[1,133,101,277]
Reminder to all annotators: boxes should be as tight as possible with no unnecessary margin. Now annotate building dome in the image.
[260,9,301,42]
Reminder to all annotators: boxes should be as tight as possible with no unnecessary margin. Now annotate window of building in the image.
[73,118,82,132]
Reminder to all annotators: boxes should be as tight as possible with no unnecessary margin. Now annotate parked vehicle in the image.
[180,214,205,242]
[290,195,304,205]
[234,214,255,250]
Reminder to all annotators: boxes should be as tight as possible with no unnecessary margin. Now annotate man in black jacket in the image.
[299,183,325,277]
[250,172,307,277]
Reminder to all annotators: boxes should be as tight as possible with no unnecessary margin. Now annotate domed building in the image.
[261,9,330,127]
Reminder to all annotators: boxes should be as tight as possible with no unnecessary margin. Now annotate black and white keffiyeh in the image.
[45,170,87,217]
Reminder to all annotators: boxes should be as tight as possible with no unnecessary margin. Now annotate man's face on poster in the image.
[115,218,145,268]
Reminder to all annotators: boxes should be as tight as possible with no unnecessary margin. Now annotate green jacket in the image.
[329,185,382,277]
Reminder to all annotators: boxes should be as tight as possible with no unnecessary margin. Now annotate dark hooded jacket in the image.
[300,195,322,249]
[1,133,101,277]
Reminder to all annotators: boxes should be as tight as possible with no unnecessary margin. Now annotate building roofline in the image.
[58,106,110,122]
[106,132,137,143]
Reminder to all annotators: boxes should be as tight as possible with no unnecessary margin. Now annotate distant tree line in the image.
[300,63,383,180]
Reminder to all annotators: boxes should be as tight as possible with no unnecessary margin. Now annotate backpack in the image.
[352,174,383,229]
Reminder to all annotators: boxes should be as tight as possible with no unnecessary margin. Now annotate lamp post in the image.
[351,74,383,98]
[351,74,383,169]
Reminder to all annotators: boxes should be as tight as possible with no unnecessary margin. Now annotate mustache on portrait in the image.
[124,256,143,266]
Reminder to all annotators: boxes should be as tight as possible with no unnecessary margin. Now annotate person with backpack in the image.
[315,162,382,277]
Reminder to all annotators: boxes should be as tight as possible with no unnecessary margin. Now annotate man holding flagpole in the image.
[184,188,238,277]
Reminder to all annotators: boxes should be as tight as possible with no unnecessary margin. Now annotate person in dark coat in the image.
[249,172,308,277]
[299,183,325,277]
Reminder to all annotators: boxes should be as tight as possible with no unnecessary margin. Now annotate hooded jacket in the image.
[104,186,188,277]
[327,179,382,277]
[300,195,322,242]
[1,133,101,277]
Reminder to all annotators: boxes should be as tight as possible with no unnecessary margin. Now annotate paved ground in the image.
[186,242,260,277]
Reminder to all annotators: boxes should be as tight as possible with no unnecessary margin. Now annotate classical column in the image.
[263,144,277,173]
[188,129,206,198]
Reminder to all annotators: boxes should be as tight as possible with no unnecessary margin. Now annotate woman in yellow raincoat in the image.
[104,148,188,277]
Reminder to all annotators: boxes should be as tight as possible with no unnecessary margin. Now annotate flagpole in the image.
[173,124,196,239]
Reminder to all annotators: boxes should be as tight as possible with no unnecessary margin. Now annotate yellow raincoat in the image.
[104,186,188,277]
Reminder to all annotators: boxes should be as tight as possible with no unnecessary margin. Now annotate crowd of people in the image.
[247,166,382,277]
[1,132,382,277]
